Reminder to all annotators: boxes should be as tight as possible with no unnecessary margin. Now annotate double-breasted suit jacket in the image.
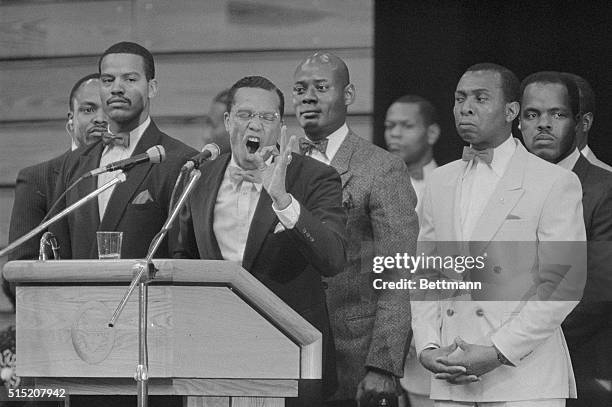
[412,140,586,402]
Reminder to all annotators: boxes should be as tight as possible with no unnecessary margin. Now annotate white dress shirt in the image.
[97,116,149,219]
[411,159,437,214]
[213,156,301,263]
[303,123,348,164]
[557,148,580,171]
[460,135,516,240]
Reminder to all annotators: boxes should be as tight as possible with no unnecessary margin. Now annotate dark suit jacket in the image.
[50,121,196,259]
[563,154,612,406]
[325,130,418,400]
[173,152,347,397]
[8,150,70,261]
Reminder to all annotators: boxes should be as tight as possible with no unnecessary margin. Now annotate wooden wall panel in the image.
[0,1,133,59]
[134,0,372,52]
[0,115,373,186]
[0,0,372,59]
[0,49,373,122]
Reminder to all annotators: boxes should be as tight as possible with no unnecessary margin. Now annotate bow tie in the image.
[299,137,328,156]
[228,166,263,191]
[462,146,493,164]
[101,131,130,148]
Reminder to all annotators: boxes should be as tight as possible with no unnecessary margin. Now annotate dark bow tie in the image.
[228,166,263,190]
[299,137,329,155]
[101,131,130,148]
[462,146,493,164]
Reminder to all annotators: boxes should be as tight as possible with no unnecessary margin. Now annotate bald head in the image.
[292,51,355,140]
[295,51,350,87]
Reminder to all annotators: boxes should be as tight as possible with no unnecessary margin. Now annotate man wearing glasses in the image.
[174,75,347,407]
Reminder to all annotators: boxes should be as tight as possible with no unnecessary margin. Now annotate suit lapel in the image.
[470,143,526,243]
[193,154,230,260]
[436,162,465,241]
[73,142,104,252]
[571,154,589,185]
[330,130,358,187]
[242,153,301,270]
[98,123,160,233]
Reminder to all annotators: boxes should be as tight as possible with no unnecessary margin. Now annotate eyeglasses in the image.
[233,110,280,124]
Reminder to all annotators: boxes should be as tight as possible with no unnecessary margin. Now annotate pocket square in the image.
[506,214,521,220]
[132,189,154,205]
[273,222,286,234]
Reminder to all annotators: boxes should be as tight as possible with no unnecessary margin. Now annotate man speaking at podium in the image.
[51,41,196,260]
[174,75,347,407]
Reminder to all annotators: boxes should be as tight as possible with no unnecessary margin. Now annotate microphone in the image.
[181,143,221,172]
[85,145,166,178]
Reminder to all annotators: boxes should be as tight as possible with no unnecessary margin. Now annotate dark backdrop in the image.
[374,0,612,166]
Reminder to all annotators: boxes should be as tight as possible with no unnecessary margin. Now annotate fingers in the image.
[433,359,467,374]
[435,372,480,384]
[454,336,468,350]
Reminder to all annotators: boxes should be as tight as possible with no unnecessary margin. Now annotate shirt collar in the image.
[580,144,592,157]
[305,123,348,161]
[557,147,580,171]
[463,134,516,178]
[102,116,150,156]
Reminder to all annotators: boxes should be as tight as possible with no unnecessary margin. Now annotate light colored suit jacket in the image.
[325,130,419,400]
[411,140,586,402]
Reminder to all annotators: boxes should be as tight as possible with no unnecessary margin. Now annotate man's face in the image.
[292,62,347,140]
[225,87,281,170]
[384,102,431,165]
[100,53,155,131]
[520,82,578,163]
[69,79,108,147]
[453,70,510,149]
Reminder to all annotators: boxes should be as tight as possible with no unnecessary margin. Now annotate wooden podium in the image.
[3,259,322,406]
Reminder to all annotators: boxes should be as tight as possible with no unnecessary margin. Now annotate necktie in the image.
[299,137,328,155]
[228,166,263,190]
[462,146,493,164]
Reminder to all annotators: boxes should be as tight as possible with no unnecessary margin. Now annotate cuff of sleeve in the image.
[490,334,519,367]
[272,193,300,229]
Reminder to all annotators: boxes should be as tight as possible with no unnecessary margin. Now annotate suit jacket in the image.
[8,150,70,261]
[583,145,612,173]
[411,140,586,402]
[50,121,196,259]
[173,152,347,397]
[563,154,612,406]
[324,130,418,400]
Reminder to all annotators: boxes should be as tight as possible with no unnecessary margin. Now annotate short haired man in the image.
[293,51,418,407]
[174,75,347,407]
[8,73,106,262]
[51,41,196,260]
[384,94,440,213]
[411,63,586,406]
[562,73,612,172]
[384,96,439,406]
[521,71,612,407]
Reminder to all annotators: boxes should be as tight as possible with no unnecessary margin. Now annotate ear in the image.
[148,78,159,99]
[343,83,355,106]
[505,101,520,122]
[426,123,440,146]
[581,112,594,133]
[223,111,231,133]
[66,112,74,133]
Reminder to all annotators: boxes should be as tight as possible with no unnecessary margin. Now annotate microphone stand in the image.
[108,168,202,407]
[0,172,127,258]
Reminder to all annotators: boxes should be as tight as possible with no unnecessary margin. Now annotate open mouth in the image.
[246,136,260,153]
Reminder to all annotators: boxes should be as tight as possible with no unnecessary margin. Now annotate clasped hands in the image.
[249,125,297,210]
[419,337,502,385]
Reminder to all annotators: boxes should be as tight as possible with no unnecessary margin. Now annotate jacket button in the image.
[446,309,454,317]
[475,308,484,317]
